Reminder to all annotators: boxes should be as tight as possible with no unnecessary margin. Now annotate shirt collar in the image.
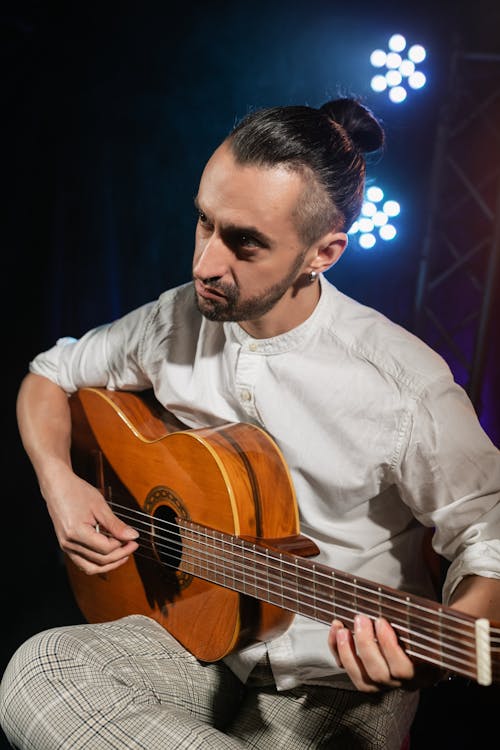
[224,274,329,355]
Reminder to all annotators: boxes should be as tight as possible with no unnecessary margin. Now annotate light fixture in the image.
[348,185,400,248]
[370,34,427,102]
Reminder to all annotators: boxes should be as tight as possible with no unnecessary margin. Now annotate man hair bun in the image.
[320,98,385,154]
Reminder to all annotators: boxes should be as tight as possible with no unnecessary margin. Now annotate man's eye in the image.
[197,211,213,231]
[238,233,264,249]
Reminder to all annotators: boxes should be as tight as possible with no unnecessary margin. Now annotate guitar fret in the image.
[331,570,336,619]
[234,537,243,594]
[219,530,227,588]
[293,557,300,615]
[279,553,285,608]
[405,596,412,656]
[265,548,271,605]
[297,562,318,619]
[312,564,318,619]
[437,606,443,675]
[250,543,258,599]
[205,527,211,580]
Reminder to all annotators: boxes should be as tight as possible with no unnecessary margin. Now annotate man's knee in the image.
[0,628,63,745]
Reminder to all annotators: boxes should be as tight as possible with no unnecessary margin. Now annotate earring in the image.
[309,271,318,283]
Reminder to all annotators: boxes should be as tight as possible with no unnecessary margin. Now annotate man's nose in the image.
[193,235,230,280]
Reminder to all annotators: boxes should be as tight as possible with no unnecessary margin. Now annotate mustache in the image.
[194,278,238,301]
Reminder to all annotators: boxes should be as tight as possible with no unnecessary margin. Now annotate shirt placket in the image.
[235,341,261,419]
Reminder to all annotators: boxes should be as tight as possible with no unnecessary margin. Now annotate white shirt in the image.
[30,275,500,690]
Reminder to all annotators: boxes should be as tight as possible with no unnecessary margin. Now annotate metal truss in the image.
[413,41,500,415]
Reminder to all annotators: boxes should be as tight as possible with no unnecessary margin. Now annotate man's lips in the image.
[195,280,226,300]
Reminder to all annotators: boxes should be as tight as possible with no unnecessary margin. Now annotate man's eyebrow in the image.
[193,196,273,248]
[223,223,272,248]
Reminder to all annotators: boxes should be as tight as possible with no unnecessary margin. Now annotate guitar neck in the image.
[174,518,498,686]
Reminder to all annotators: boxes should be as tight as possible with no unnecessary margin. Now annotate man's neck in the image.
[238,282,321,339]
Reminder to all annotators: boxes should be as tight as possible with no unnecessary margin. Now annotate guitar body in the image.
[68,387,301,661]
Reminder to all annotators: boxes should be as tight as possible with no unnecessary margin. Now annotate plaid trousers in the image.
[0,615,418,749]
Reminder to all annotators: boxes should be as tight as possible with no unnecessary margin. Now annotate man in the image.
[1,97,500,749]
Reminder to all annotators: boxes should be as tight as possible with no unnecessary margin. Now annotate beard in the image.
[194,251,307,323]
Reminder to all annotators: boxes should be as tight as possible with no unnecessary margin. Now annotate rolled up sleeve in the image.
[29,301,156,394]
[395,375,500,604]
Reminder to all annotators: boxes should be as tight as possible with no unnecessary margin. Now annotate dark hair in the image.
[226,97,385,243]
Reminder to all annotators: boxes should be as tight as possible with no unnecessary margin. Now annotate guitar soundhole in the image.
[152,505,182,570]
[144,485,192,590]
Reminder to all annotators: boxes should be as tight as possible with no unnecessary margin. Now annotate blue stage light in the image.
[383,200,401,217]
[369,35,427,102]
[359,233,377,249]
[371,74,388,92]
[408,71,427,89]
[366,186,384,203]
[370,49,387,67]
[348,186,400,248]
[389,86,407,103]
[408,44,426,64]
[388,34,406,53]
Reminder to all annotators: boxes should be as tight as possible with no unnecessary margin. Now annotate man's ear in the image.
[309,232,348,274]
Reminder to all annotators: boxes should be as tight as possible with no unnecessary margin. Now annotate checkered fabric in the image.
[0,615,418,749]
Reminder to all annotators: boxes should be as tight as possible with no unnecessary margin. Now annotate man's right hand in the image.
[16,373,139,575]
[44,466,139,574]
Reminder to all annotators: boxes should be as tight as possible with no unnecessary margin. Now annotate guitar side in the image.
[67,387,301,661]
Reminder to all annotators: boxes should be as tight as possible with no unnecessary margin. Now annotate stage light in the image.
[408,44,426,64]
[383,200,401,217]
[379,224,397,240]
[372,211,388,227]
[399,59,415,77]
[361,200,377,217]
[408,71,426,89]
[386,52,402,69]
[371,74,388,92]
[348,185,400,248]
[366,186,383,202]
[388,34,406,53]
[389,86,407,103]
[386,70,403,87]
[359,233,376,249]
[369,35,427,102]
[370,49,387,67]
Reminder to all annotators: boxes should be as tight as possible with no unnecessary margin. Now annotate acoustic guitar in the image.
[67,387,500,686]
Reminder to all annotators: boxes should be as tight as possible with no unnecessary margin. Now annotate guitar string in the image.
[95,501,499,674]
[108,501,495,633]
[128,541,481,678]
[109,500,498,642]
[145,541,484,673]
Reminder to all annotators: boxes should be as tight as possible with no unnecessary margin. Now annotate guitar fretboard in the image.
[170,518,498,685]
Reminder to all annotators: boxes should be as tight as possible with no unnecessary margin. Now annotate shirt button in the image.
[240,389,252,402]
[248,343,258,352]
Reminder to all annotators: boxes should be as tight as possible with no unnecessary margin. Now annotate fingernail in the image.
[337,628,348,644]
[354,614,369,632]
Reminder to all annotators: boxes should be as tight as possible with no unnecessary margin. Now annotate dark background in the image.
[2,2,500,747]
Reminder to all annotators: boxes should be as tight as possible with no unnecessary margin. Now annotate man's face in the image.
[192,142,311,328]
